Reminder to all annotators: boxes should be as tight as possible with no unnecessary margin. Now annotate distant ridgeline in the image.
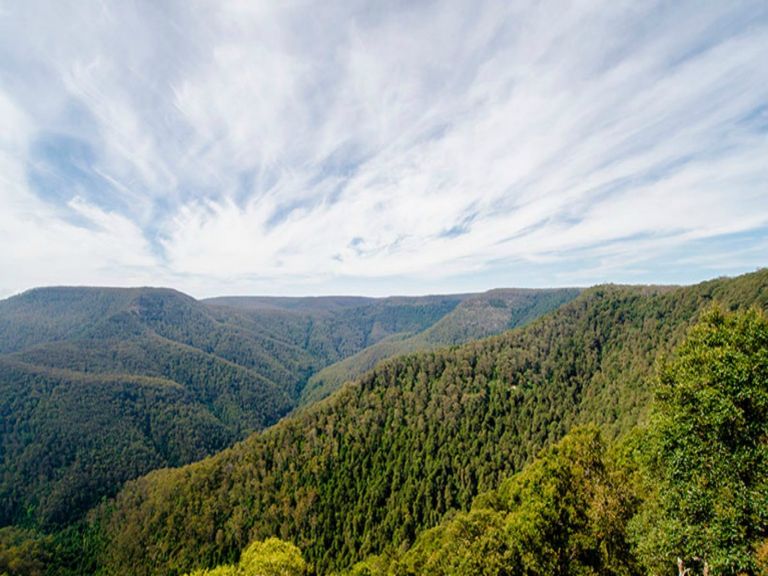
[301,288,580,405]
[77,270,765,576]
[0,285,576,530]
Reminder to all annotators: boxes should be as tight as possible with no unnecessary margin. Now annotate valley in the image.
[1,271,765,575]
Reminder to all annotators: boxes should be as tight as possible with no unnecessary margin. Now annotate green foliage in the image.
[342,305,768,576]
[630,306,768,575]
[0,359,234,527]
[210,294,469,366]
[302,288,579,404]
[0,527,50,576]
[184,538,306,576]
[0,521,103,576]
[94,271,768,576]
[5,271,768,576]
[1,287,492,530]
[185,567,237,576]
[342,427,640,576]
[239,538,307,576]
[0,287,139,354]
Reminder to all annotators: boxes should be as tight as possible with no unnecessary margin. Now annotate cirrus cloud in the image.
[0,0,767,298]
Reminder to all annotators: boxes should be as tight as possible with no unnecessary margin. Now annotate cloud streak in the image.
[0,0,767,297]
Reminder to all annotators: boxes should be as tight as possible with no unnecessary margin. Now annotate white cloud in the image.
[0,0,767,297]
[0,87,162,298]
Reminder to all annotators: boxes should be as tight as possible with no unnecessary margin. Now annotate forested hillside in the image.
[0,287,312,528]
[0,286,572,531]
[343,305,768,575]
[302,288,580,404]
[0,287,144,354]
[92,270,767,576]
[205,293,470,366]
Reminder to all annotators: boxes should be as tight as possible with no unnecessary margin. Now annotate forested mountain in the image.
[0,287,152,354]
[88,270,767,576]
[302,288,580,404]
[0,286,574,531]
[203,293,470,367]
[0,287,309,528]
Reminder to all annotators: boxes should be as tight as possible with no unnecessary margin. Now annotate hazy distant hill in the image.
[0,286,574,529]
[204,293,470,361]
[204,295,383,313]
[302,288,580,404]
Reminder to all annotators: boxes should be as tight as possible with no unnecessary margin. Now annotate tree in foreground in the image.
[185,537,306,576]
[631,307,768,575]
[346,306,768,576]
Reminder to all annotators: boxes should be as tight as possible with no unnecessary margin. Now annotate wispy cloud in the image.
[0,0,766,298]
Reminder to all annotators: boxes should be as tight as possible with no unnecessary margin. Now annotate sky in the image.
[1,0,767,299]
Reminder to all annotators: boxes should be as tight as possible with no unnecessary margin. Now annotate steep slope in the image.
[341,427,639,576]
[9,328,291,435]
[2,287,555,530]
[0,288,303,527]
[0,358,234,528]
[301,288,580,404]
[204,294,470,363]
[96,270,768,576]
[344,306,768,576]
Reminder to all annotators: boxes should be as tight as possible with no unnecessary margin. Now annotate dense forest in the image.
[301,288,580,405]
[0,286,573,531]
[74,270,766,576]
[1,272,766,576]
[340,305,768,575]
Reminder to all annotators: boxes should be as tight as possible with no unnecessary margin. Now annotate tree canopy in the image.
[631,306,768,575]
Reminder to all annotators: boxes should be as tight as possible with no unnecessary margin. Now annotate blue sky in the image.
[1,0,767,298]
